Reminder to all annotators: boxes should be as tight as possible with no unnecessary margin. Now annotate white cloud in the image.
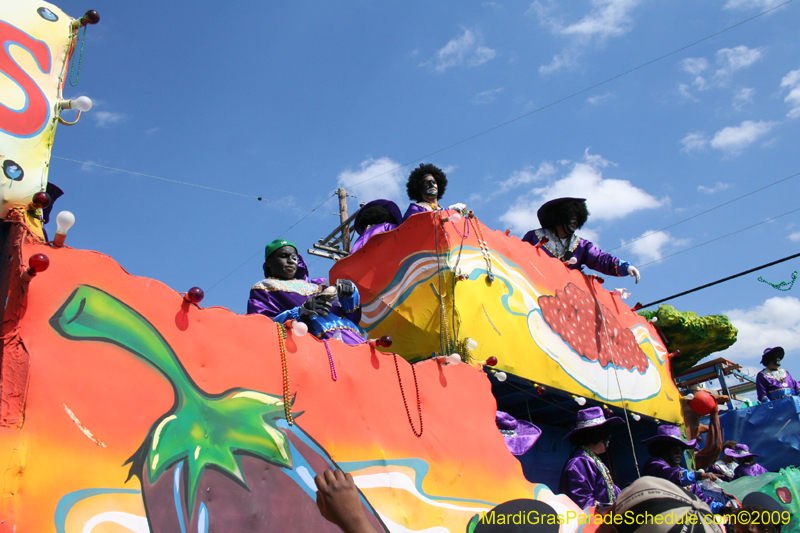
[620,230,689,264]
[680,132,708,153]
[710,120,777,154]
[714,46,763,80]
[337,157,406,206]
[678,84,698,102]
[781,67,800,119]
[92,110,126,127]
[720,296,800,366]
[732,87,755,110]
[724,0,787,10]
[425,29,496,73]
[697,182,730,194]
[472,88,503,104]
[586,92,612,105]
[497,162,557,192]
[498,149,663,233]
[533,0,640,73]
[789,231,800,242]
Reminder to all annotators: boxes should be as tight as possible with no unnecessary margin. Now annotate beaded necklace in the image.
[581,447,615,504]
[393,355,423,437]
[468,214,494,282]
[276,323,294,425]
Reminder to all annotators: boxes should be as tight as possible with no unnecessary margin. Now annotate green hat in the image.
[264,239,297,261]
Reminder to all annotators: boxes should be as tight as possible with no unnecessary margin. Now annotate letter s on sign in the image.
[0,21,51,138]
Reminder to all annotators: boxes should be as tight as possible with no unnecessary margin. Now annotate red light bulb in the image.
[184,287,204,304]
[31,192,51,209]
[28,253,50,273]
[378,335,392,347]
[486,356,498,366]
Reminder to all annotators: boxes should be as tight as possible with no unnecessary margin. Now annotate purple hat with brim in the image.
[760,347,785,366]
[353,199,403,235]
[724,443,759,459]
[642,425,696,448]
[496,411,542,456]
[563,406,624,440]
[537,197,586,227]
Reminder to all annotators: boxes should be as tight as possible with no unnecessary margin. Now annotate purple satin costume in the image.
[559,449,620,509]
[734,463,769,479]
[756,368,800,402]
[247,254,365,345]
[351,223,397,253]
[642,457,723,512]
[403,202,442,221]
[522,228,631,277]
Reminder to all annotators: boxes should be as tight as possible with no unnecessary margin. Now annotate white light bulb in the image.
[466,338,478,351]
[446,353,461,365]
[291,320,308,337]
[685,394,695,401]
[495,371,507,382]
[574,396,587,406]
[567,257,578,265]
[649,317,658,323]
[450,212,462,224]
[632,414,641,421]
[56,211,75,234]
[72,96,93,112]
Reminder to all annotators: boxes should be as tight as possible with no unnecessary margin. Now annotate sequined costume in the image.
[708,460,736,482]
[756,368,800,402]
[522,228,632,277]
[559,448,620,509]
[247,253,365,345]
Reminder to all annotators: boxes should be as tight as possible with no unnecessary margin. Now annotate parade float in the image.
[0,1,795,532]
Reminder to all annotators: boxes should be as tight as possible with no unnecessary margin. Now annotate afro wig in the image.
[406,163,447,202]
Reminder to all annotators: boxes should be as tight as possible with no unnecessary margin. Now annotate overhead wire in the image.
[637,205,800,268]
[608,170,800,253]
[341,0,795,192]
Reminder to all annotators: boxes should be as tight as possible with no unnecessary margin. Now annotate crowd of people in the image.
[244,162,794,531]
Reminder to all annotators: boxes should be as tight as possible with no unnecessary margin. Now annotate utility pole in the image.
[338,188,350,252]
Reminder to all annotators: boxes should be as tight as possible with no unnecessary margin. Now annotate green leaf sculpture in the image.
[638,304,738,376]
[50,285,293,512]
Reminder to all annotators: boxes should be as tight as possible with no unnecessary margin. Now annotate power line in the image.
[343,0,795,191]
[609,171,800,253]
[638,206,800,268]
[52,156,326,212]
[634,251,800,310]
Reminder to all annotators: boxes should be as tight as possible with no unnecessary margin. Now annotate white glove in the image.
[628,265,641,284]
[448,203,467,211]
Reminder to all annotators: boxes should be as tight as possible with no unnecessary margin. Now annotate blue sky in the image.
[47,0,800,380]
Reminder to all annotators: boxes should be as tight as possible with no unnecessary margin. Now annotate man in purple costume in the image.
[641,425,724,513]
[756,347,800,403]
[727,444,769,479]
[401,163,466,222]
[247,239,365,345]
[350,199,402,253]
[559,406,623,509]
[522,197,641,282]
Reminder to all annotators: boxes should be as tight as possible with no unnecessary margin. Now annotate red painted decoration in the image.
[184,287,204,304]
[0,21,51,137]
[688,390,717,416]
